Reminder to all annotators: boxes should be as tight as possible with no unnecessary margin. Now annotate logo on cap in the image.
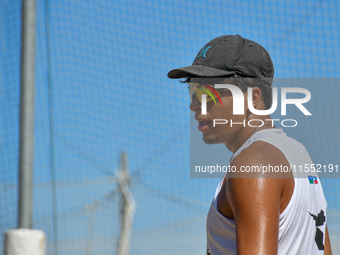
[196,46,212,59]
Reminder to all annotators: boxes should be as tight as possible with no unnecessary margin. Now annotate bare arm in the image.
[227,176,281,255]
[226,142,294,255]
[324,225,332,255]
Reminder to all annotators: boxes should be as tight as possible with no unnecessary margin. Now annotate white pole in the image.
[18,0,36,229]
[116,153,136,255]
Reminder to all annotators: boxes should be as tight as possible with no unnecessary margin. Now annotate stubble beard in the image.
[202,132,221,144]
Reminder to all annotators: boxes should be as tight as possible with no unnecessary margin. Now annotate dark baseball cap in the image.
[167,35,274,85]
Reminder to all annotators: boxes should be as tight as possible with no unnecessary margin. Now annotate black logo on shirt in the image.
[309,210,326,250]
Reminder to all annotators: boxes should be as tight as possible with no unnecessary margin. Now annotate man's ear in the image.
[250,87,262,110]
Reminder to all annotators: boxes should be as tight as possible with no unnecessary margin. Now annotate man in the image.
[167,35,332,255]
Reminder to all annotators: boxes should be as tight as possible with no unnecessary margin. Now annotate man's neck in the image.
[225,117,273,153]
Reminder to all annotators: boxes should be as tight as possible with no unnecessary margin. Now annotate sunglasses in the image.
[188,83,248,105]
[188,82,224,105]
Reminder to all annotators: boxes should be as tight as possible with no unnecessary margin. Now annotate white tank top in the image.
[206,128,328,255]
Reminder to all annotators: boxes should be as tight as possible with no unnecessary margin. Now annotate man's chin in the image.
[203,135,220,144]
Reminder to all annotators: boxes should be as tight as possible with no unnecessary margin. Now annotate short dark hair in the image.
[181,74,273,109]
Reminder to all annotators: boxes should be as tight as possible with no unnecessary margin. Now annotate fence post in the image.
[18,0,36,229]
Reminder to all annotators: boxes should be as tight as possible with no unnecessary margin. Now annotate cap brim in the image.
[167,65,235,79]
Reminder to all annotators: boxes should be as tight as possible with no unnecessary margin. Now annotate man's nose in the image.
[189,96,201,112]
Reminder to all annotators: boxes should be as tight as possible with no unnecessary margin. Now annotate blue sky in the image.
[1,0,340,254]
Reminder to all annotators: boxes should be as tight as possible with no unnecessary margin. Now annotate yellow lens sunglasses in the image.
[188,83,223,105]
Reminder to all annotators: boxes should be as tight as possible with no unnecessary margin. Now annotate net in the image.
[1,0,339,254]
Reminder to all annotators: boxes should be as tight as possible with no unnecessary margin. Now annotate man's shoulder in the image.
[232,140,290,167]
[230,140,293,179]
